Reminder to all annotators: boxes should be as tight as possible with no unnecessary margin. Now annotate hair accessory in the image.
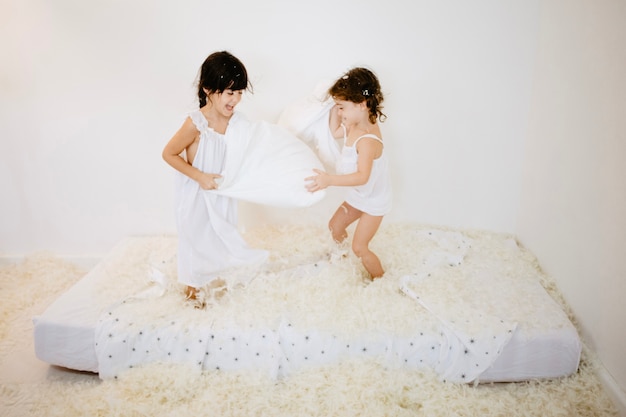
[342,75,349,79]
[362,89,369,96]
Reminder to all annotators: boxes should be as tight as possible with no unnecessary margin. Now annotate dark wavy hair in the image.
[328,67,386,123]
[196,51,251,108]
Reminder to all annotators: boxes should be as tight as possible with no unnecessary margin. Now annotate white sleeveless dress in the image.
[175,111,267,288]
[336,132,392,216]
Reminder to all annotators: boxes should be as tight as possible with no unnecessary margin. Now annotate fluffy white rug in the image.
[0,223,619,417]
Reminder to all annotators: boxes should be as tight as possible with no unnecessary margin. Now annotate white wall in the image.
[517,0,626,409]
[0,0,538,256]
[1,0,625,410]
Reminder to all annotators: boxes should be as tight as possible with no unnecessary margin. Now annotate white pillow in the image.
[212,118,326,208]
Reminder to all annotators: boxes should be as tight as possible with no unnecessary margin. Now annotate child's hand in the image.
[197,172,222,190]
[305,169,329,192]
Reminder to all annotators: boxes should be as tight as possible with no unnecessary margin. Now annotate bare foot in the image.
[185,285,198,300]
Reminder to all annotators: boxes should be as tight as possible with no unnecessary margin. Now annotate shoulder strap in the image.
[354,133,383,147]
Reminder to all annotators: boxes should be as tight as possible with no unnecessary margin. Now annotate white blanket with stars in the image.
[94,230,517,383]
[95,310,445,381]
[400,273,517,382]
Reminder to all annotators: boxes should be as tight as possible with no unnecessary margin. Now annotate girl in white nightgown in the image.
[163,51,324,303]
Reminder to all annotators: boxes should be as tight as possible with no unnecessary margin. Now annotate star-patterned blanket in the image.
[94,229,518,383]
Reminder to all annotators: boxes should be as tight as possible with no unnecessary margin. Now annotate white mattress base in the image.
[33,229,582,382]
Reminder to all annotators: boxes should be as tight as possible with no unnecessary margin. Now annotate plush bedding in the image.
[33,223,581,383]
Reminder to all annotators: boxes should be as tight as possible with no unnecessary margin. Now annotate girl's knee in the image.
[329,224,347,243]
[351,241,368,258]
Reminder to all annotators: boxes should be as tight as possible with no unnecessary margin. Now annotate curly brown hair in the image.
[328,67,386,123]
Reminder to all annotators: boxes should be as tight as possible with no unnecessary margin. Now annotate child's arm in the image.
[162,117,222,190]
[306,138,382,191]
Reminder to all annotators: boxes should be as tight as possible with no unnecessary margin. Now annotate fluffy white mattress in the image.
[33,223,581,383]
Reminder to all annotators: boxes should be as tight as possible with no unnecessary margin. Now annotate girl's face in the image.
[334,99,366,125]
[208,88,244,116]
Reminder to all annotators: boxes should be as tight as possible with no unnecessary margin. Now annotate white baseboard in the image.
[0,256,25,267]
[597,365,626,416]
[0,256,100,270]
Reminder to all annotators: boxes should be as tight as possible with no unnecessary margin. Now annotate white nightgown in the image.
[174,110,326,288]
[175,111,267,288]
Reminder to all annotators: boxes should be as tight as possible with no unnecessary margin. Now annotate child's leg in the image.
[328,202,362,243]
[352,214,384,279]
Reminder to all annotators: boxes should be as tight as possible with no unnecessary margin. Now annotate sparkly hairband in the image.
[342,75,371,96]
